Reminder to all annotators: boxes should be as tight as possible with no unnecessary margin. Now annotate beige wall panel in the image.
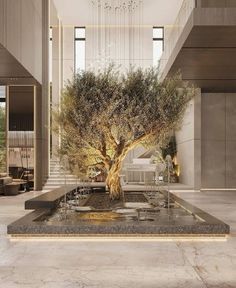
[201,93,236,189]
[227,0,236,7]
[21,0,42,83]
[177,140,195,187]
[52,58,60,99]
[0,0,43,83]
[50,0,58,26]
[6,0,21,61]
[51,22,62,158]
[63,27,74,61]
[176,100,195,143]
[141,27,153,68]
[194,139,202,188]
[62,27,74,84]
[34,15,43,82]
[21,0,35,77]
[50,0,62,160]
[0,0,6,45]
[52,27,60,60]
[63,60,74,83]
[63,41,74,62]
[198,0,236,7]
[176,90,201,189]
[201,140,226,188]
[194,93,201,140]
[225,94,236,187]
[226,141,236,187]
[226,94,236,141]
[32,0,43,18]
[34,86,42,190]
[202,93,225,141]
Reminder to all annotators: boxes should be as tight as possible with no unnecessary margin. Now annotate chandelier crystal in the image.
[88,0,144,72]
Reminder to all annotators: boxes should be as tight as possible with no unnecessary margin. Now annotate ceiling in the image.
[53,0,184,26]
[0,44,37,86]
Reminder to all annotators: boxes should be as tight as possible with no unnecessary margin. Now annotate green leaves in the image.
[54,66,195,178]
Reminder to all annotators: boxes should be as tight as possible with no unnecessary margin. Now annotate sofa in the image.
[0,173,13,195]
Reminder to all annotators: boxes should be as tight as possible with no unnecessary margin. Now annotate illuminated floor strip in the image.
[9,234,229,242]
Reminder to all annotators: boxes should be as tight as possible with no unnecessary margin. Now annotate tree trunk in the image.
[106,141,146,200]
[106,161,122,200]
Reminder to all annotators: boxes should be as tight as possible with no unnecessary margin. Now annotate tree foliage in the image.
[54,67,195,199]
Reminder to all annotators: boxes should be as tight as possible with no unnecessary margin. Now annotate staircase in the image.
[43,159,79,190]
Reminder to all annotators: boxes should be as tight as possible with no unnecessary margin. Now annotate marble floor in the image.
[0,190,236,288]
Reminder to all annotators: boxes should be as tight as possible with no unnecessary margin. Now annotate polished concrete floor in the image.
[0,190,236,288]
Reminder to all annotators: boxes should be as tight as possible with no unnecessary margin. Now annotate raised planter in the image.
[7,186,230,238]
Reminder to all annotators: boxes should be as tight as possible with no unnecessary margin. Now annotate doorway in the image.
[8,86,35,190]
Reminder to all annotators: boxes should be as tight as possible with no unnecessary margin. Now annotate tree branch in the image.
[102,125,118,151]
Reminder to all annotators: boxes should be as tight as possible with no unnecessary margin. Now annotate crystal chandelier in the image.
[89,0,144,72]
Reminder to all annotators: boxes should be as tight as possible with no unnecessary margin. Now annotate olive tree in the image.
[54,67,194,200]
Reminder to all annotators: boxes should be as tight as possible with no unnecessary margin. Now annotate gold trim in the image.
[9,234,229,242]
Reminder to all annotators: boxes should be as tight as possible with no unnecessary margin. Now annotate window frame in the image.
[74,27,86,73]
[0,86,6,103]
[49,26,52,83]
[153,26,164,65]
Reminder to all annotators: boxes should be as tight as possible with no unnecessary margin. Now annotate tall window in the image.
[153,27,164,66]
[0,86,6,172]
[0,87,5,104]
[75,27,86,72]
[49,27,52,83]
[49,27,52,156]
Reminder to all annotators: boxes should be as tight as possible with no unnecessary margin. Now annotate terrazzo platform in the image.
[7,187,230,237]
[1,190,236,287]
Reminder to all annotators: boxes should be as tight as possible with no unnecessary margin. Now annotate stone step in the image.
[47,179,78,182]
[49,172,77,176]
[49,170,75,174]
[46,177,78,181]
[49,169,70,173]
[43,186,61,190]
[44,160,80,190]
[49,166,68,170]
[46,179,78,183]
[50,166,63,169]
[43,181,106,190]
[49,164,60,168]
[49,173,77,177]
[50,170,74,173]
[46,179,79,184]
[48,172,77,176]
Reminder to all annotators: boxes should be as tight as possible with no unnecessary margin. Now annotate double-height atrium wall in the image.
[0,0,50,190]
[160,0,236,190]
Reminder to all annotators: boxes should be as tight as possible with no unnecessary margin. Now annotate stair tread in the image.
[44,159,80,189]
